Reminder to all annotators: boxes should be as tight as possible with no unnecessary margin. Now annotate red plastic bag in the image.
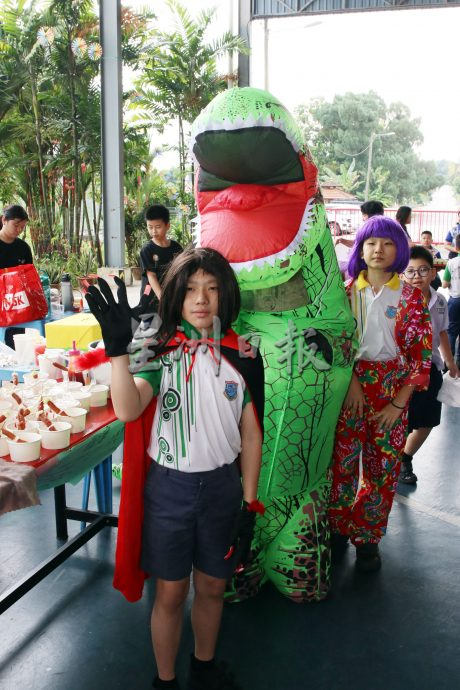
[0,264,48,327]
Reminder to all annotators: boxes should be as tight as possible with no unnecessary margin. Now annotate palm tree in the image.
[0,0,153,263]
[132,0,248,209]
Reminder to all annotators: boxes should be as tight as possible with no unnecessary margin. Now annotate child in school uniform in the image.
[399,246,459,484]
[86,248,264,690]
[328,216,432,572]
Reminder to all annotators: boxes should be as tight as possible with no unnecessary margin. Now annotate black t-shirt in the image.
[139,239,183,303]
[0,237,34,347]
[0,237,33,269]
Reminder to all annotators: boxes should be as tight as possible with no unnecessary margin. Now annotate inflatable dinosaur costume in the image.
[191,87,355,602]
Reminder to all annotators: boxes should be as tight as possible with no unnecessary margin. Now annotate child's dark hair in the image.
[158,247,240,343]
[360,200,384,217]
[1,204,29,229]
[421,230,433,238]
[410,245,433,267]
[145,204,170,224]
[396,206,412,226]
[348,216,410,278]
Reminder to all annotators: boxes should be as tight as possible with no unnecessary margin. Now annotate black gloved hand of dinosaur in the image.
[224,500,265,572]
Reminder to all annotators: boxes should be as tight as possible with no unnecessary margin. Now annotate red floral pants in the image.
[328,359,408,545]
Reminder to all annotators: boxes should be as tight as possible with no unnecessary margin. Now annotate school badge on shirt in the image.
[224,380,238,401]
[385,305,397,319]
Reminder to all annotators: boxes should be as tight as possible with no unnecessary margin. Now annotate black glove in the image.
[85,276,136,357]
[224,501,258,571]
[130,284,156,322]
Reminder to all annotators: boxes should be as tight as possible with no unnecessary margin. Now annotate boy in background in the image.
[444,211,460,259]
[139,204,183,313]
[400,246,458,485]
[442,234,460,368]
[420,230,441,259]
[420,231,442,289]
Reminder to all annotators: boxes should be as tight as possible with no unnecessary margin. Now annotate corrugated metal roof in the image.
[252,0,460,16]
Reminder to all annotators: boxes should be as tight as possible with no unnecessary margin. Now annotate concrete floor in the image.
[1,399,459,690]
[1,280,459,688]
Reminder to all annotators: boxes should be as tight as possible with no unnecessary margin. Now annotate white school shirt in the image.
[427,287,449,371]
[350,271,403,362]
[136,345,250,472]
[444,257,460,298]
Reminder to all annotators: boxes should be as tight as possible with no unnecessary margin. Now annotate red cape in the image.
[113,328,264,602]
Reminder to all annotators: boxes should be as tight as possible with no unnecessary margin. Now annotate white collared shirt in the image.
[444,257,460,298]
[427,287,449,371]
[350,271,403,362]
[137,346,250,472]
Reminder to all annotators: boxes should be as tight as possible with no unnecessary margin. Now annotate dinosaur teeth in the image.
[190,112,302,152]
[229,199,315,274]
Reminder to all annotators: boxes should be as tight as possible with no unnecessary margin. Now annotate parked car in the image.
[326,203,362,237]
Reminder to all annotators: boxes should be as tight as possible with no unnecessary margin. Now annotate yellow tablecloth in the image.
[45,312,102,350]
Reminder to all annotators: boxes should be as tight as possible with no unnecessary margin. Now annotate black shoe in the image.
[330,532,349,561]
[330,532,349,549]
[153,676,181,690]
[399,461,418,485]
[355,543,381,572]
[187,657,242,690]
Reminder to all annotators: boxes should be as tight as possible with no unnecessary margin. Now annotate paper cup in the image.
[64,381,83,393]
[23,371,49,387]
[38,421,72,450]
[70,389,91,411]
[88,340,112,386]
[0,400,13,415]
[7,431,41,462]
[89,384,109,407]
[38,352,66,380]
[0,435,9,457]
[1,382,25,394]
[57,407,87,433]
[4,416,31,434]
[13,334,40,366]
[24,418,40,433]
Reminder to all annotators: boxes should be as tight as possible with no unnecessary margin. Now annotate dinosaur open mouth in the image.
[192,119,318,271]
[195,181,315,271]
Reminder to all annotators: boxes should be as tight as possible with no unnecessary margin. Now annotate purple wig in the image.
[347,215,410,279]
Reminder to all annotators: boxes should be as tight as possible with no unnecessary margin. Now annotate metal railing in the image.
[326,207,459,246]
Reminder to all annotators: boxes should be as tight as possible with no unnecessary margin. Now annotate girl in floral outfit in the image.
[328,216,432,572]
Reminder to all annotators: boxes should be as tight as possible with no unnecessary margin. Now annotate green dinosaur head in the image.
[191,87,326,290]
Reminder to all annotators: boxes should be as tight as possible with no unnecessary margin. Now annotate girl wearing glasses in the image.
[328,216,432,572]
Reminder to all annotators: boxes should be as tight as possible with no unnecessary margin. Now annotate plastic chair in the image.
[80,455,113,530]
[0,319,46,343]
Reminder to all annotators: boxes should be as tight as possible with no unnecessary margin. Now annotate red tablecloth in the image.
[2,401,118,471]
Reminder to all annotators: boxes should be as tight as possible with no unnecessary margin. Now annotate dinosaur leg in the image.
[226,478,331,604]
[224,539,266,603]
[264,480,331,603]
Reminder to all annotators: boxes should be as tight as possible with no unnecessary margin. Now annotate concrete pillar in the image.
[100,0,125,267]
[238,0,251,86]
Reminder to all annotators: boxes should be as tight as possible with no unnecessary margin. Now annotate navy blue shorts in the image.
[407,363,443,433]
[141,460,243,581]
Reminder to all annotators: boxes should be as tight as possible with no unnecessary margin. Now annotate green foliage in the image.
[36,241,97,286]
[296,92,444,205]
[124,204,147,267]
[321,159,361,194]
[65,246,98,280]
[445,161,460,199]
[452,176,460,198]
[131,0,248,238]
[36,253,68,285]
[0,0,152,265]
